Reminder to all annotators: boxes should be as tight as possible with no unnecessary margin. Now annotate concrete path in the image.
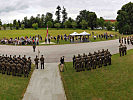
[23,63,66,100]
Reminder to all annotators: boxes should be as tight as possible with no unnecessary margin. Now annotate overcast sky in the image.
[0,0,132,23]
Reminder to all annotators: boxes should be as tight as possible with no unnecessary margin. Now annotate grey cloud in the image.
[0,0,132,23]
[0,0,30,13]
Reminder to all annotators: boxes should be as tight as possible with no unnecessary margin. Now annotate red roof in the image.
[104,20,116,22]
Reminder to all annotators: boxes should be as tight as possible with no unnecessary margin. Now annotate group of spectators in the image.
[0,35,42,45]
[46,32,117,44]
[93,33,117,40]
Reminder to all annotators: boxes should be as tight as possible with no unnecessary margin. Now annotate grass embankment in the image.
[0,29,120,45]
[0,64,35,100]
[61,50,133,100]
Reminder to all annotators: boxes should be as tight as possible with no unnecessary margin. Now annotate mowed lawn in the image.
[0,64,35,100]
[61,50,133,100]
[0,29,120,41]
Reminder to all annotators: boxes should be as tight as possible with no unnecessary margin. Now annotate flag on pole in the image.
[46,25,49,44]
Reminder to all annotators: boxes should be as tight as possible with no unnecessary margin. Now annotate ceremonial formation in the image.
[73,49,112,72]
[119,44,127,57]
[119,36,133,45]
[0,55,32,77]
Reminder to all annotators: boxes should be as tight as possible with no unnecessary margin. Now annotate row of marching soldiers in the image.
[119,36,133,45]
[73,49,112,72]
[0,55,31,77]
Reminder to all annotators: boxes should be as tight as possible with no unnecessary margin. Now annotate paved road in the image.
[23,63,66,100]
[0,39,133,63]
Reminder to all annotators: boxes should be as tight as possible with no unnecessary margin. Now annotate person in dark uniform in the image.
[33,44,36,52]
[24,64,28,77]
[60,56,65,72]
[40,55,44,69]
[34,55,39,69]
[28,57,32,71]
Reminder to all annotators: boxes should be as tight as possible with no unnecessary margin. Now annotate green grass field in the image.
[0,29,120,43]
[0,64,35,100]
[61,50,133,100]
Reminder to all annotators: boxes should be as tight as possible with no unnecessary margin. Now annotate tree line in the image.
[0,2,132,35]
[0,6,117,31]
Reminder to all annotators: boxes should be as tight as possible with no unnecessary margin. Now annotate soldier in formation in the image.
[119,44,127,57]
[72,49,112,72]
[0,54,32,77]
[119,36,133,45]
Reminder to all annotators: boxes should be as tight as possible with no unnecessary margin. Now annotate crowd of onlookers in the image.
[0,35,42,45]
[0,32,118,45]
[47,32,118,44]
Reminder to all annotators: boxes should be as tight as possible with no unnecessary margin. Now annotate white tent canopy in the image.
[79,31,90,36]
[70,32,79,36]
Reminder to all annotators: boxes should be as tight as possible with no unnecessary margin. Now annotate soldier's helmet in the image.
[78,54,80,57]
[120,43,122,46]
[98,50,100,53]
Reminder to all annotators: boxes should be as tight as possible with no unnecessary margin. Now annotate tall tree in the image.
[29,16,35,28]
[97,17,104,29]
[76,10,89,28]
[13,19,17,27]
[63,20,71,28]
[18,20,21,27]
[88,12,97,30]
[117,2,133,34]
[16,22,19,30]
[3,24,7,30]
[0,19,2,26]
[80,20,88,30]
[32,23,38,30]
[40,14,45,28]
[23,17,29,28]
[71,21,77,29]
[54,23,61,30]
[55,5,61,23]
[45,12,53,27]
[9,23,13,30]
[47,21,53,28]
[21,24,25,30]
[104,21,112,31]
[62,6,68,23]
